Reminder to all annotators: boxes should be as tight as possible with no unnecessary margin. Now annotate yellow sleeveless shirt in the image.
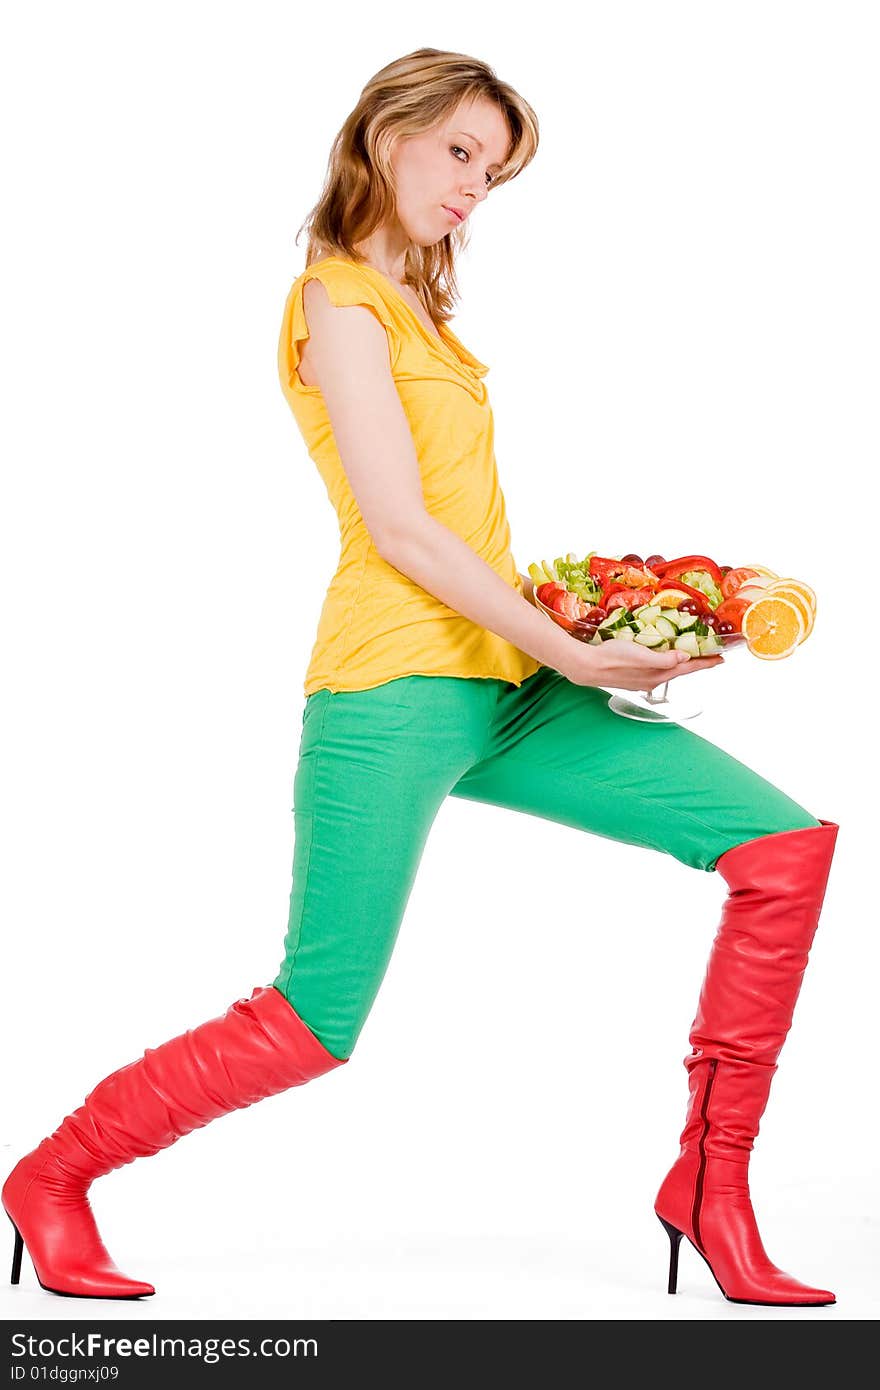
[277,255,542,696]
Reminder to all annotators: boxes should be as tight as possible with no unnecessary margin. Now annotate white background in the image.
[2,0,878,1324]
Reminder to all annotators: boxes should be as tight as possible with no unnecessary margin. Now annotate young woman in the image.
[3,47,839,1308]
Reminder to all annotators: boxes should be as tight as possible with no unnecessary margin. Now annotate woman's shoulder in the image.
[292,256,401,327]
[296,255,382,295]
[281,257,403,393]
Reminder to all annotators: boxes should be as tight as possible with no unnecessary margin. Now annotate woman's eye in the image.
[451,146,494,187]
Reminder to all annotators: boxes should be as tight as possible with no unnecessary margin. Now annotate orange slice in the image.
[765,577,817,616]
[741,596,805,660]
[732,576,778,595]
[740,564,780,579]
[653,588,693,608]
[763,585,814,638]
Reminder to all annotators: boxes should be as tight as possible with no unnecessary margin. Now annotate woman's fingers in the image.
[666,654,726,678]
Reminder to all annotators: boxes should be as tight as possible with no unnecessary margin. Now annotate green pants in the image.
[272,667,820,1060]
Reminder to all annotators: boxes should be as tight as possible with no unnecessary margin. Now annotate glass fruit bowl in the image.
[533,587,747,723]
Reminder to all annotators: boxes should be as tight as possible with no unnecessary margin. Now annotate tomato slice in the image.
[536,581,566,606]
[720,567,762,599]
[714,595,751,632]
[604,586,655,612]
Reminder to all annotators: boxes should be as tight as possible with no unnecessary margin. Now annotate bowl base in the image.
[607,689,702,723]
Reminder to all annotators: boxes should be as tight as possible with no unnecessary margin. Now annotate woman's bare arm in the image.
[382,516,587,676]
[300,279,713,690]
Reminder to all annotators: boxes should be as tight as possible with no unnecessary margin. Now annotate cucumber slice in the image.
[658,608,682,628]
[674,631,701,657]
[634,627,665,647]
[698,633,724,656]
[612,626,635,641]
[634,604,662,623]
[654,616,677,640]
[675,611,699,631]
[598,610,627,630]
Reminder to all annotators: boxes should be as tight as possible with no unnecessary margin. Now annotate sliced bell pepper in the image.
[652,554,724,586]
[589,555,629,583]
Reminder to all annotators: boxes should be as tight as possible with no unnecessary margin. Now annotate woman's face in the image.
[389,96,511,245]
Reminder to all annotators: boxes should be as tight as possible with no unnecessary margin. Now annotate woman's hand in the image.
[560,639,725,692]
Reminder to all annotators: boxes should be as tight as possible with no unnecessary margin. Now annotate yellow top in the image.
[277,255,542,696]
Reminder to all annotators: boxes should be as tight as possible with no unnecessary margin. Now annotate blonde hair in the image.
[295,47,539,324]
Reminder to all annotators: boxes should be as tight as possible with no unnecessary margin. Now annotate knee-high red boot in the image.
[2,985,346,1298]
[654,819,839,1305]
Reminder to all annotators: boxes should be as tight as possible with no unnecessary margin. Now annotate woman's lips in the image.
[443,206,464,222]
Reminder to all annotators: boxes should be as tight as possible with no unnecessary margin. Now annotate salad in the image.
[527,552,816,661]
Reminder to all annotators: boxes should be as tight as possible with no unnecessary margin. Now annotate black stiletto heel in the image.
[657,1214,684,1294]
[8,1214,23,1286]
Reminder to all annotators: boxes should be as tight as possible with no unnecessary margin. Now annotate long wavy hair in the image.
[295,48,540,325]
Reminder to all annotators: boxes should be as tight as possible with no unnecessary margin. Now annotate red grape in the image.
[585,606,606,622]
[679,600,701,615]
[621,553,643,566]
[645,554,666,569]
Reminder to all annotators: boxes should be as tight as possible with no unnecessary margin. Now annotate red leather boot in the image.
[2,985,346,1298]
[654,819,839,1305]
